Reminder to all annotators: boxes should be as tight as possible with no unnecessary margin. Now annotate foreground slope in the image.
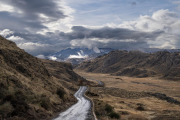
[77,50,180,80]
[0,36,85,120]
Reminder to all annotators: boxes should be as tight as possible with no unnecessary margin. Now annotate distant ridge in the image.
[76,50,180,80]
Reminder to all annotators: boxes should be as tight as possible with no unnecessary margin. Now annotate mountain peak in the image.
[47,47,114,65]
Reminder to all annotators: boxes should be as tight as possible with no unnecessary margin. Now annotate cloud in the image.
[0,29,14,37]
[0,0,75,56]
[68,26,162,40]
[0,0,74,33]
[58,9,179,50]
[119,9,179,31]
[60,25,163,49]
[0,0,179,56]
[0,29,24,42]
[7,35,24,42]
[48,56,57,61]
[0,28,73,55]
[0,0,66,21]
[68,51,88,59]
[0,3,15,13]
[118,9,180,49]
[18,42,49,51]
[36,54,46,59]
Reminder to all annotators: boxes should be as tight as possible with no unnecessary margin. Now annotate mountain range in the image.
[44,47,180,65]
[46,47,114,65]
[76,50,180,80]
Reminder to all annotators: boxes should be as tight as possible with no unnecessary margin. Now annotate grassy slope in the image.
[0,36,84,120]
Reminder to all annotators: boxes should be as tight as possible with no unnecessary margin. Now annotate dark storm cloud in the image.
[1,0,65,20]
[0,0,70,55]
[60,26,163,41]
[0,0,66,31]
[5,25,163,55]
[59,26,164,51]
[13,32,71,56]
[0,12,46,32]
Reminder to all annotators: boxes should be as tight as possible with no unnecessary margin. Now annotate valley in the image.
[75,70,180,120]
[1,35,180,120]
[1,0,180,120]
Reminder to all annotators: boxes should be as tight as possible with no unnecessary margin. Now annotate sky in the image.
[0,0,180,56]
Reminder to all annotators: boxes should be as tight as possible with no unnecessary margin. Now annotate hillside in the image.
[76,50,180,80]
[0,36,85,120]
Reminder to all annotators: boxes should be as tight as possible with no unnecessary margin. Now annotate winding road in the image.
[53,86,95,120]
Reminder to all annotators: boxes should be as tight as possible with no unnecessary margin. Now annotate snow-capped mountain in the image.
[46,47,180,65]
[48,48,114,65]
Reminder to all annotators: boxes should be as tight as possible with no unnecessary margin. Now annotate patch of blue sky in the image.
[68,0,179,26]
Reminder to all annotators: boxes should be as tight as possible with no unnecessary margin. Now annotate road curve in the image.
[53,86,94,120]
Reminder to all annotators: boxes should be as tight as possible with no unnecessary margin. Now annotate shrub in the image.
[95,111,100,116]
[0,102,14,118]
[3,91,29,116]
[56,88,65,99]
[40,97,50,110]
[136,106,145,111]
[105,104,113,113]
[108,112,120,119]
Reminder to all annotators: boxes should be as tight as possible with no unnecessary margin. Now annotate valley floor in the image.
[75,70,180,120]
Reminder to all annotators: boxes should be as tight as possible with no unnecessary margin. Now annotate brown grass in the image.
[75,70,180,120]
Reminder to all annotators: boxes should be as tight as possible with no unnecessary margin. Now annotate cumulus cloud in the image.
[7,35,24,42]
[18,42,48,51]
[0,0,75,55]
[0,0,74,33]
[117,9,180,49]
[0,29,14,37]
[0,29,24,42]
[48,56,57,61]
[64,9,179,50]
[0,28,72,55]
[60,25,163,49]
